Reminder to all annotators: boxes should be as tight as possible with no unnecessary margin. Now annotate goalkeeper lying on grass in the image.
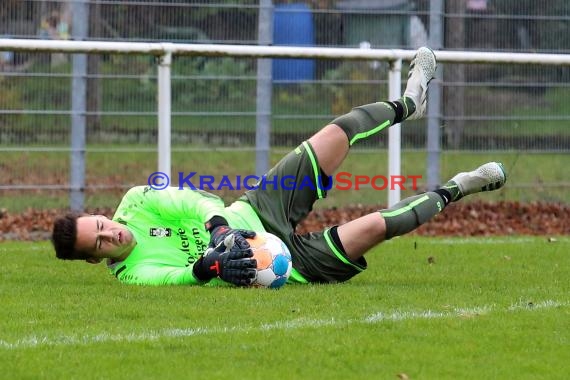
[51,47,507,286]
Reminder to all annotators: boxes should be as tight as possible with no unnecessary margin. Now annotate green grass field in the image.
[1,236,569,379]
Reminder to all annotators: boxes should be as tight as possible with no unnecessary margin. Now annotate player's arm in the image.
[118,186,228,222]
[115,263,202,286]
[115,254,255,286]
[145,186,257,261]
[114,236,256,286]
[150,187,229,222]
[124,187,257,286]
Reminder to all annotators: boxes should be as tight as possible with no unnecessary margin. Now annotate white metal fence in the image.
[0,38,569,211]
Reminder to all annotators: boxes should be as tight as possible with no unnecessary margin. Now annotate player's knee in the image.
[331,107,370,144]
[331,103,394,146]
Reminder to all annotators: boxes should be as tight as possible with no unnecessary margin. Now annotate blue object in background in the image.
[272,3,315,82]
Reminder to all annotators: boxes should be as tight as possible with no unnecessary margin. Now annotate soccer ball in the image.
[247,232,292,289]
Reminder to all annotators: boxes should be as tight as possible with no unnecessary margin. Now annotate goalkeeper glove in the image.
[205,216,256,252]
[192,234,257,286]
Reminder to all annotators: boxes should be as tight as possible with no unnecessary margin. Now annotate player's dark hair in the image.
[51,212,89,260]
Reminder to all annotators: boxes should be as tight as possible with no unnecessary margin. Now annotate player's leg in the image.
[309,46,437,175]
[248,47,437,242]
[337,162,507,261]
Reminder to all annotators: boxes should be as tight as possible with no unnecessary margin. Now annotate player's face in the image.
[75,215,136,263]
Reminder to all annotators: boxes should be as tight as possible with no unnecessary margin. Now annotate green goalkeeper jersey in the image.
[107,185,266,286]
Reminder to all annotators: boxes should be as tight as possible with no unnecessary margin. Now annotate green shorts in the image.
[241,141,367,284]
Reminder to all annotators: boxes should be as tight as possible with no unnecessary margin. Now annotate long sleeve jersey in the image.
[106,186,266,286]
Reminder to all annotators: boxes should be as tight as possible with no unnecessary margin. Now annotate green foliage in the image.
[1,237,569,379]
[274,82,332,114]
[0,75,22,128]
[493,0,570,52]
[98,0,258,41]
[323,60,389,115]
[173,57,255,109]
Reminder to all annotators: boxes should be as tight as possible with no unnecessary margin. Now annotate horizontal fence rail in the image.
[2,39,570,65]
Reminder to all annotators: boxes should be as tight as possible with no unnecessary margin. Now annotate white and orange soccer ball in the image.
[247,232,292,289]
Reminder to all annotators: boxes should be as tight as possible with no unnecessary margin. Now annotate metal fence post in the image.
[388,58,402,207]
[427,0,444,190]
[70,0,89,211]
[255,0,274,177]
[158,48,172,181]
